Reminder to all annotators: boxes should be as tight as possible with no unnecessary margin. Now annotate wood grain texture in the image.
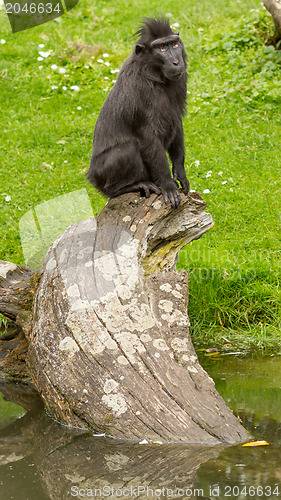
[1,192,249,444]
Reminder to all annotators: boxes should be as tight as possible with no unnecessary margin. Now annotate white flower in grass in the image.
[1,39,6,44]
[64,160,68,163]
[222,180,228,185]
[84,65,89,69]
[37,57,44,61]
[111,69,119,74]
[206,170,212,178]
[102,53,109,58]
[62,86,67,90]
[194,160,200,167]
[70,85,80,91]
[5,195,11,202]
[51,64,58,70]
[39,43,45,48]
[104,61,110,67]
[51,85,58,89]
[39,51,51,58]
[203,189,210,194]
[171,23,179,30]
[218,171,223,176]
[59,67,66,74]
[77,106,82,110]
[97,59,104,64]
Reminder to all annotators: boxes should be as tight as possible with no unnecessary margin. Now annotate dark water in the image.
[1,356,281,500]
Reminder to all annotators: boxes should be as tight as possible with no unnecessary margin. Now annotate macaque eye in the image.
[172,42,179,48]
[160,44,168,52]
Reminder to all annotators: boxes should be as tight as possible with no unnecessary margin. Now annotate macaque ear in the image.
[135,44,145,55]
[176,30,179,36]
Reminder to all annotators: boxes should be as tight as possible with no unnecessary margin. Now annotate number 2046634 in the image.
[223,485,280,497]
[5,3,62,14]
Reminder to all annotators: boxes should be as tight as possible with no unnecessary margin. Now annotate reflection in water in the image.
[0,382,224,500]
[0,357,281,499]
[196,442,281,499]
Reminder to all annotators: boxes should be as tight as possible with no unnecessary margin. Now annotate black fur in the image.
[87,16,189,208]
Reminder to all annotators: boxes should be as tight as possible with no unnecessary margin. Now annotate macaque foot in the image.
[137,181,161,197]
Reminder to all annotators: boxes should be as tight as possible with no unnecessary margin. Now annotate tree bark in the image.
[0,263,40,381]
[0,380,227,500]
[0,192,249,444]
[263,0,281,42]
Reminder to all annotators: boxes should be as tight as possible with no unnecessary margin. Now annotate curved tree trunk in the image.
[0,380,227,500]
[263,0,281,42]
[0,192,249,444]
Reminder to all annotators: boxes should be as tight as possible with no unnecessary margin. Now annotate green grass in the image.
[0,0,280,353]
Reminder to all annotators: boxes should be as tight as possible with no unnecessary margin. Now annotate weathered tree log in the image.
[263,0,281,42]
[0,192,249,444]
[0,381,226,500]
[0,263,40,381]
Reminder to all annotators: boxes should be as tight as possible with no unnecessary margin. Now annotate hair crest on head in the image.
[135,16,174,45]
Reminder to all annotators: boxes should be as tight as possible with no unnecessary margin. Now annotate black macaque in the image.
[87,16,189,208]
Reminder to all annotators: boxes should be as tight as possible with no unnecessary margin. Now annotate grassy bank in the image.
[0,0,280,352]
